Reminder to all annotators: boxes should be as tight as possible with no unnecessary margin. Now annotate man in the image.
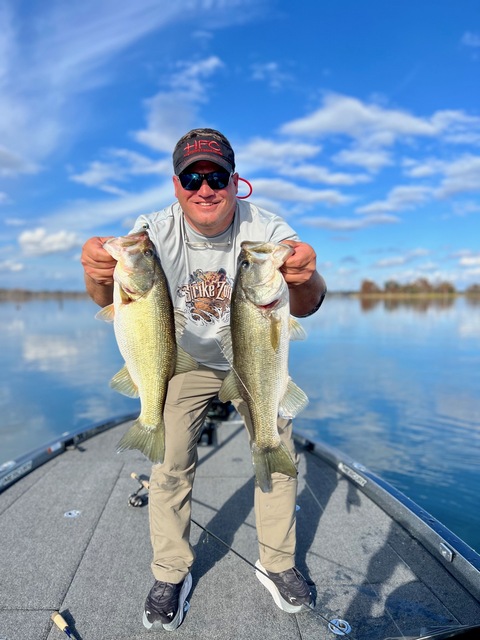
[81,128,326,631]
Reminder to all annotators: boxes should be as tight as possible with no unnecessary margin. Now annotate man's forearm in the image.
[289,271,327,317]
[85,273,114,308]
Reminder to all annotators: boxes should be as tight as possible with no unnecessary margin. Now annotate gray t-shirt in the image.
[132,199,298,370]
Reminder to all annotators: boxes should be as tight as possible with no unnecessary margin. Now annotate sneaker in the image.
[142,573,192,631]
[255,560,314,613]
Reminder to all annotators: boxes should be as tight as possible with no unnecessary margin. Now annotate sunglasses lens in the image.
[179,173,202,190]
[179,172,231,190]
[208,172,230,189]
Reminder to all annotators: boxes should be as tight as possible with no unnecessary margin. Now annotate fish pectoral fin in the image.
[95,304,115,323]
[279,378,309,419]
[289,316,307,340]
[269,315,283,351]
[218,371,242,402]
[252,442,297,493]
[174,309,188,341]
[174,347,199,375]
[110,364,139,398]
[217,325,233,365]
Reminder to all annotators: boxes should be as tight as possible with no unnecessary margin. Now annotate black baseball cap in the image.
[173,128,235,175]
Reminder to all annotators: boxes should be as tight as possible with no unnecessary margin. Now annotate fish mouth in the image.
[258,298,280,310]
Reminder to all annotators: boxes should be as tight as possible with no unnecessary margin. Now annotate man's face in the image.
[173,160,239,236]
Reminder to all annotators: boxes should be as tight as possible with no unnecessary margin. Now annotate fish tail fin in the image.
[117,418,165,464]
[251,442,297,493]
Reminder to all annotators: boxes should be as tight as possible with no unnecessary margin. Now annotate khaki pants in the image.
[149,366,298,583]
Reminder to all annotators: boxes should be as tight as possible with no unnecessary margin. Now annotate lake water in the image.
[0,295,479,553]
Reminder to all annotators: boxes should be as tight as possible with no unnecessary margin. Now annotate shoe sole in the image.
[255,560,304,614]
[143,573,193,631]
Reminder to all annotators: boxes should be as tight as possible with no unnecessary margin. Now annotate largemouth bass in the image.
[96,231,197,463]
[219,241,308,492]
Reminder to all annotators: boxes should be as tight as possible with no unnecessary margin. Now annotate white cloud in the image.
[373,248,430,268]
[0,259,24,272]
[3,217,25,226]
[279,94,480,165]
[70,149,170,194]
[356,185,432,215]
[334,148,393,173]
[0,2,252,177]
[402,154,480,200]
[301,214,399,230]
[460,255,480,267]
[250,61,293,89]
[280,93,438,145]
[70,161,129,195]
[134,56,225,152]
[40,182,174,233]
[18,228,83,256]
[252,178,351,206]
[435,155,480,198]
[461,32,480,48]
[281,164,370,186]
[238,138,321,169]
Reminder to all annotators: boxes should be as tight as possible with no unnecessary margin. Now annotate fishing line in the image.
[130,472,359,637]
[191,515,359,639]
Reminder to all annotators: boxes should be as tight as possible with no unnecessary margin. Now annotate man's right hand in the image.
[81,236,116,307]
[81,236,116,286]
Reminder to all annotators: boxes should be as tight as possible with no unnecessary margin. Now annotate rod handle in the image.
[131,472,150,490]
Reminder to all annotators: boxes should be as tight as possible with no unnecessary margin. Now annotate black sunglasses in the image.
[178,171,232,191]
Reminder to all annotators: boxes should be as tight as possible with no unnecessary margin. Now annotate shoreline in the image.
[1,288,479,302]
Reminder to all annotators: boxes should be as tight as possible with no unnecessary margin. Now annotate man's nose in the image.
[197,178,215,195]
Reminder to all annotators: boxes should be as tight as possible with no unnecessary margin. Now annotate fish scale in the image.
[219,241,308,492]
[97,231,197,464]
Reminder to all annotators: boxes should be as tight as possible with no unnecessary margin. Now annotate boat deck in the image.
[1,415,480,640]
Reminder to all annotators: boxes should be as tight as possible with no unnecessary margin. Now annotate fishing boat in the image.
[1,404,479,640]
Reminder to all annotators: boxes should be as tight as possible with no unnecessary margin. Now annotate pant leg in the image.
[149,367,226,583]
[234,398,299,573]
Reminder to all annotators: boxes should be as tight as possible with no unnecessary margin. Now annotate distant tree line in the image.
[0,288,88,301]
[360,278,480,296]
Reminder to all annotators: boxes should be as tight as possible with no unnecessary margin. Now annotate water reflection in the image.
[0,296,479,552]
[290,294,480,551]
[0,299,139,464]
[357,295,458,313]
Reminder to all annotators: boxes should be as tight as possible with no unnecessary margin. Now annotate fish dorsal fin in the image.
[270,314,282,351]
[174,308,188,341]
[217,325,234,365]
[279,378,309,419]
[218,370,242,402]
[289,316,307,341]
[174,347,199,375]
[110,364,139,398]
[95,304,115,323]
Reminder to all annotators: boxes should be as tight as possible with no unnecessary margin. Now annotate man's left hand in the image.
[280,240,317,287]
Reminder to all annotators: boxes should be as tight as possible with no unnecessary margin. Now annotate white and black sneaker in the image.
[143,573,192,631]
[255,560,314,613]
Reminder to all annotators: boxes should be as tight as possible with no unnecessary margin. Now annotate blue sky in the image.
[1,0,479,292]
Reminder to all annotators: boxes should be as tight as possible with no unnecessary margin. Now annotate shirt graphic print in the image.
[177,268,234,325]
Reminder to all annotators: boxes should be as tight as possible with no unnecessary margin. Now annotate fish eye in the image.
[144,249,154,257]
[240,260,250,268]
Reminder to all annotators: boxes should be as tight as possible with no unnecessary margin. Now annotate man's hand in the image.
[81,236,116,286]
[81,236,116,307]
[280,239,326,317]
[280,240,317,287]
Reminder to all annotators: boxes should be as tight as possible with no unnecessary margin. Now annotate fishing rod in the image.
[129,472,480,639]
[129,472,356,638]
